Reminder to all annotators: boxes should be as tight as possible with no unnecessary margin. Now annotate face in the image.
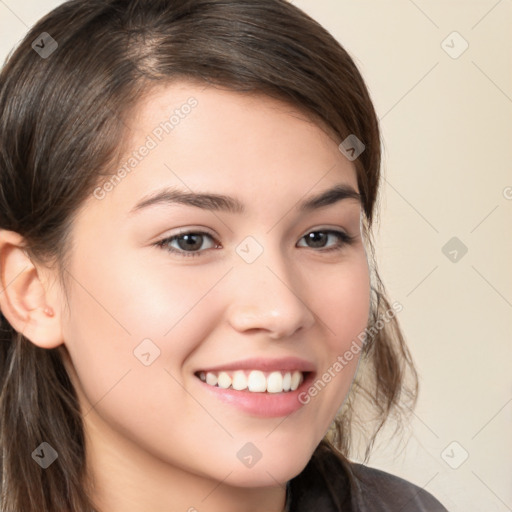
[57,81,371,488]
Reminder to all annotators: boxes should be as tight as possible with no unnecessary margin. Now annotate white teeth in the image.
[217,371,231,389]
[200,369,305,393]
[290,371,302,391]
[206,372,218,386]
[232,370,248,391]
[247,370,267,392]
[282,372,292,391]
[267,371,283,393]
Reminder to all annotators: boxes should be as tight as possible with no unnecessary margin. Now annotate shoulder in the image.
[347,461,449,512]
[288,443,450,512]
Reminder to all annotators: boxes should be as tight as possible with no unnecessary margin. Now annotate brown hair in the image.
[0,0,418,510]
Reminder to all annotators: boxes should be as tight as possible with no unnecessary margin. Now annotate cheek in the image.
[60,247,232,412]
[63,244,225,350]
[299,253,370,417]
[311,252,371,350]
[59,253,231,471]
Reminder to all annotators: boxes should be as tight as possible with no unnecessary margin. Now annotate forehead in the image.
[133,80,340,142]
[78,81,359,227]
[126,81,355,178]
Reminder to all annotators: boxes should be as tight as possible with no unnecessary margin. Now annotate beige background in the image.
[1,1,511,511]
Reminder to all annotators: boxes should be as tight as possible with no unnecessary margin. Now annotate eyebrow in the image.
[128,183,361,216]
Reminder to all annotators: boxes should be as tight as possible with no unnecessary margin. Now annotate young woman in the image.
[0,1,449,511]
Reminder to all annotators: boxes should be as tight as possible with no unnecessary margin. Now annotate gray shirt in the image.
[286,443,449,511]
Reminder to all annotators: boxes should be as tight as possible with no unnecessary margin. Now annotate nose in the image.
[226,249,316,340]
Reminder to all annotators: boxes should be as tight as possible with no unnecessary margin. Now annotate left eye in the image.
[297,230,355,251]
[154,229,355,257]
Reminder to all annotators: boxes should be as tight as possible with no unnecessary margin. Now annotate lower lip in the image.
[195,373,315,418]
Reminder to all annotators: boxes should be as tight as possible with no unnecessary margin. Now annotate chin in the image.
[222,447,314,488]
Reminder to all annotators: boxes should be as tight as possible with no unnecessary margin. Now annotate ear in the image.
[0,229,63,348]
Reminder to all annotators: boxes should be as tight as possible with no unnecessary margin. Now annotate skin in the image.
[0,81,371,512]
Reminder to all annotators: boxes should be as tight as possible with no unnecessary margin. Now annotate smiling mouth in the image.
[194,369,308,393]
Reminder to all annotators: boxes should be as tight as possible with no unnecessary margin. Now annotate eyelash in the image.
[153,229,357,258]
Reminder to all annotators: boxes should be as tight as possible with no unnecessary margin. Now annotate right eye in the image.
[154,231,221,258]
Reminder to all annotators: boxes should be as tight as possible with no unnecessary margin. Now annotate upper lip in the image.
[196,357,316,374]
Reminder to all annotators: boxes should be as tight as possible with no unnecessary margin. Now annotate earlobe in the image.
[0,229,63,349]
